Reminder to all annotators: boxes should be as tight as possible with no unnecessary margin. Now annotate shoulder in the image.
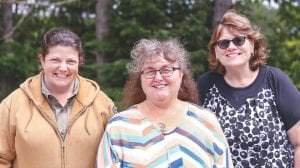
[0,87,34,123]
[262,65,289,80]
[3,73,38,106]
[197,71,216,83]
[186,103,225,138]
[187,103,219,123]
[78,75,100,90]
[197,71,222,88]
[78,75,114,106]
[197,71,222,100]
[105,106,144,134]
[261,65,296,89]
[108,106,141,124]
[1,88,27,107]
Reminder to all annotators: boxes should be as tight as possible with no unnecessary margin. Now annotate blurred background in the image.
[0,0,299,109]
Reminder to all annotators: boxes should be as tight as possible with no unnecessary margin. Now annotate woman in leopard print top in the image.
[197,10,300,168]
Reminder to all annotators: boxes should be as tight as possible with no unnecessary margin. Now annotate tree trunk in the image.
[212,0,232,29]
[95,0,109,64]
[94,0,109,80]
[2,2,13,40]
[1,2,14,99]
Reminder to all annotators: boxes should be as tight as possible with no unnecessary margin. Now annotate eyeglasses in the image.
[141,66,181,79]
[216,36,247,49]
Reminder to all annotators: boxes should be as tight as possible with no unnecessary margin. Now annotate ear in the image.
[38,54,45,66]
[179,70,184,80]
[248,39,255,51]
[214,47,220,60]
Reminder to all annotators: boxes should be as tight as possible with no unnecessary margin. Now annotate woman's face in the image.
[215,27,254,70]
[141,55,183,105]
[39,45,79,92]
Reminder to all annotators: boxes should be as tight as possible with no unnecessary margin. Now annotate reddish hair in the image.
[208,10,268,74]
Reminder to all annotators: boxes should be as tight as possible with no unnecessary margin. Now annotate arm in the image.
[268,67,300,167]
[197,71,215,104]
[209,111,234,168]
[287,121,300,168]
[0,101,16,167]
[96,128,120,168]
[269,67,300,130]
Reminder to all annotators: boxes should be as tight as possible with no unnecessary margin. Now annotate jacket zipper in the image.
[61,141,65,168]
[37,105,66,168]
[38,105,87,168]
[62,107,87,167]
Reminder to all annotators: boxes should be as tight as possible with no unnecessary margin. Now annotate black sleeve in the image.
[197,71,215,105]
[267,67,300,130]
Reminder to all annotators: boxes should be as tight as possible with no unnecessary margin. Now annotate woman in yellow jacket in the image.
[0,28,116,168]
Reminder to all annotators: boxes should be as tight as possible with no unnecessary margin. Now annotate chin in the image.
[54,82,72,88]
[155,96,171,102]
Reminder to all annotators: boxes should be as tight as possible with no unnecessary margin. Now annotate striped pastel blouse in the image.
[97,103,233,168]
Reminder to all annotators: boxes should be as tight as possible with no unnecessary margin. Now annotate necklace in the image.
[157,122,167,133]
[139,101,188,134]
[138,101,188,167]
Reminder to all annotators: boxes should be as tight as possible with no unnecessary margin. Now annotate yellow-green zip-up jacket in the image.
[0,72,115,168]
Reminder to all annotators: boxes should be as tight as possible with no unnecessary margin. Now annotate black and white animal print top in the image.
[197,66,300,168]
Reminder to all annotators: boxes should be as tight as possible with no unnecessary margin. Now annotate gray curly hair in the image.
[122,38,199,107]
[127,38,190,74]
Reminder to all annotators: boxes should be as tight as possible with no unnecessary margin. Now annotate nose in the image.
[58,61,68,71]
[227,41,236,50]
[153,70,163,80]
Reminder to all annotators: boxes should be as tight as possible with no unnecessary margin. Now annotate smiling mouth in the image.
[55,73,69,78]
[153,84,167,88]
[226,53,241,57]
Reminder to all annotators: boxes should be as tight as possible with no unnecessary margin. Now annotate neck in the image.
[140,99,183,120]
[46,84,74,106]
[139,99,187,133]
[224,67,259,87]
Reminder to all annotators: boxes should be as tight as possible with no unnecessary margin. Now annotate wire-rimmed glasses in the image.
[141,66,181,79]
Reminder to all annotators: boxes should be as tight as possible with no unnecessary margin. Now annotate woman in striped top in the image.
[97,38,233,168]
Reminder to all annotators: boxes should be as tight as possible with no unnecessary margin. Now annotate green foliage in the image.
[267,2,300,89]
[234,1,300,90]
[273,37,300,89]
[1,0,299,104]
[83,59,129,88]
[107,0,213,79]
[101,87,125,110]
[273,3,300,89]
[0,40,39,98]
[80,59,129,109]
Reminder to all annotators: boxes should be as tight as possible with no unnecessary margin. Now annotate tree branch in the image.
[1,0,78,41]
[2,0,78,7]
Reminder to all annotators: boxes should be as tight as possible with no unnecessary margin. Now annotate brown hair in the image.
[40,28,84,65]
[208,10,268,74]
[122,38,199,107]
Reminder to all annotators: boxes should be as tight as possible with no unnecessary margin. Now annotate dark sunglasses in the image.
[216,36,247,49]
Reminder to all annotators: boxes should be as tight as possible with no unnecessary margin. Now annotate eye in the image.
[217,39,230,49]
[67,60,78,65]
[49,58,61,63]
[232,36,246,46]
[160,67,173,74]
[143,69,155,75]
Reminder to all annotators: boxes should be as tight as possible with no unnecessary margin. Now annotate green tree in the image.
[271,2,300,88]
[235,1,300,89]
[1,0,299,103]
